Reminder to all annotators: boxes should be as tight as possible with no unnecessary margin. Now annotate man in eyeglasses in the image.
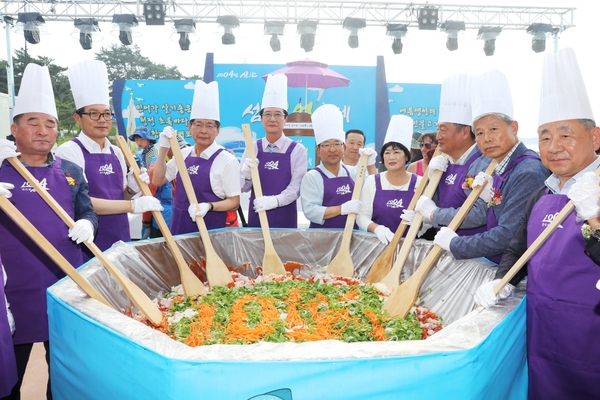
[300,104,377,228]
[240,74,307,228]
[56,60,162,253]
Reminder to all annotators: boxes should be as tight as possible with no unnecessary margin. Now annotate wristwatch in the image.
[591,227,600,242]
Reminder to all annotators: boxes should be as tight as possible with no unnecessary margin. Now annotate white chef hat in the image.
[67,60,110,109]
[383,115,413,151]
[312,104,345,145]
[13,63,58,120]
[261,74,288,110]
[538,47,594,127]
[438,73,473,126]
[190,80,220,121]
[471,69,514,123]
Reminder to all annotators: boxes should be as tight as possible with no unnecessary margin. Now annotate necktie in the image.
[268,144,275,153]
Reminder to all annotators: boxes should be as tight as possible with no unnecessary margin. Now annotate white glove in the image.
[68,219,95,244]
[567,171,600,222]
[188,203,210,221]
[473,171,493,202]
[374,225,394,245]
[340,200,362,215]
[159,126,175,148]
[415,196,437,222]
[400,209,415,225]
[433,227,457,252]
[3,265,15,334]
[241,158,257,181]
[428,155,448,178]
[0,182,14,198]
[359,147,377,166]
[132,196,164,214]
[126,169,141,193]
[0,139,20,164]
[253,196,278,213]
[138,168,150,185]
[474,278,515,308]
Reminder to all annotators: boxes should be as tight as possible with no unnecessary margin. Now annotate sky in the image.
[1,0,597,141]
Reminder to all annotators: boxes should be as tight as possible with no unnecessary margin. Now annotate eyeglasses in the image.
[419,142,435,149]
[262,112,285,120]
[80,111,114,121]
[319,142,344,150]
[191,122,217,130]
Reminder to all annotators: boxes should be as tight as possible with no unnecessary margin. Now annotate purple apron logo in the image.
[21,178,48,192]
[541,212,563,228]
[264,160,279,170]
[386,198,404,208]
[247,388,292,400]
[445,173,457,185]
[188,165,200,175]
[98,163,115,175]
[336,184,351,195]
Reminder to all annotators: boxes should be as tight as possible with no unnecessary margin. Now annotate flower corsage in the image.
[487,188,502,208]
[65,171,78,186]
[461,175,475,190]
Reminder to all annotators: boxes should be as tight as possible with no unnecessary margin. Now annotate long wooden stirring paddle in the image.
[0,196,112,308]
[326,152,369,277]
[7,157,163,325]
[384,160,498,318]
[365,147,443,283]
[115,135,207,296]
[167,134,233,287]
[378,159,446,291]
[241,123,286,276]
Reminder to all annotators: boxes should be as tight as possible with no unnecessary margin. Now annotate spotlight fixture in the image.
[73,18,101,50]
[526,23,553,53]
[172,19,197,51]
[16,12,46,45]
[343,17,366,49]
[264,20,285,52]
[143,0,165,26]
[111,14,139,46]
[441,21,465,51]
[417,7,438,30]
[217,15,240,45]
[477,26,502,56]
[386,23,408,55]
[297,20,318,52]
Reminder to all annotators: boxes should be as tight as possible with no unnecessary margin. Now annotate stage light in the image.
[72,18,101,50]
[217,15,240,45]
[172,19,198,51]
[264,21,285,52]
[16,13,46,45]
[297,20,318,52]
[386,24,408,55]
[418,7,438,30]
[143,0,165,26]
[343,17,366,49]
[111,14,139,46]
[527,23,553,53]
[441,21,465,51]
[477,26,502,56]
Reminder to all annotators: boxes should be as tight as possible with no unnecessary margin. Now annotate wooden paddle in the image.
[365,147,443,283]
[115,135,208,296]
[167,133,233,287]
[377,157,447,291]
[492,164,600,295]
[384,160,499,317]
[326,152,369,277]
[241,123,286,276]
[0,196,112,308]
[7,157,163,325]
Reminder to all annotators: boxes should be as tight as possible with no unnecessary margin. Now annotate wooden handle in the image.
[7,157,163,325]
[115,135,207,296]
[384,159,499,317]
[241,124,286,276]
[167,134,233,287]
[0,196,112,308]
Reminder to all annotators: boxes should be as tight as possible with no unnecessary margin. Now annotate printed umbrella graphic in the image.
[262,59,350,107]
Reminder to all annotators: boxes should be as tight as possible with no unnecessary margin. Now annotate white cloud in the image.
[184,82,196,90]
[389,84,404,93]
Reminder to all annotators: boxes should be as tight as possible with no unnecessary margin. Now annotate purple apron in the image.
[0,254,17,397]
[171,148,226,234]
[372,173,417,234]
[485,154,540,263]
[526,191,600,399]
[248,139,298,228]
[438,150,487,236]
[309,165,356,229]
[73,138,130,252]
[0,159,83,344]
